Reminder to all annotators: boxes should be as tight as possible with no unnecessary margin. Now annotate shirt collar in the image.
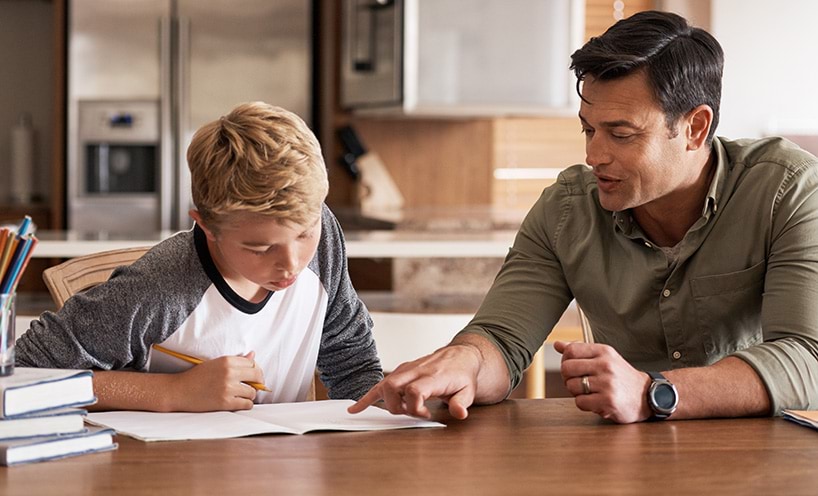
[612,137,729,234]
[704,136,729,218]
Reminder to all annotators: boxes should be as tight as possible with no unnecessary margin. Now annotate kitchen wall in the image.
[711,0,818,139]
[0,0,55,205]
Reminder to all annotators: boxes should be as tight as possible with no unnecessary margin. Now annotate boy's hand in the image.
[169,351,265,412]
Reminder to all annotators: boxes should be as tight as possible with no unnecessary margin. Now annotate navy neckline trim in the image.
[193,224,272,314]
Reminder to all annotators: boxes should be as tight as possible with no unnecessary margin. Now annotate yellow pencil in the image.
[152,344,271,392]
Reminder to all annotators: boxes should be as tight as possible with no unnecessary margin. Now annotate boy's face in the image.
[193,210,322,295]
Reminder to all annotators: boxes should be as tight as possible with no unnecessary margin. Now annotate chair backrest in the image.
[42,246,318,401]
[577,304,594,344]
[42,247,151,310]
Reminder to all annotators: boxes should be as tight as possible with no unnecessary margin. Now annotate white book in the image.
[0,368,96,418]
[0,408,87,440]
[86,399,445,442]
[0,428,117,466]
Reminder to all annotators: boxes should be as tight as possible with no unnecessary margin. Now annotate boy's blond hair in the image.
[187,102,328,228]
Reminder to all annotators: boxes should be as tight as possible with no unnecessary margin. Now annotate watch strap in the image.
[647,371,665,382]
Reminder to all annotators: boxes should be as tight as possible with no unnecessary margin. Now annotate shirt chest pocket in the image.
[690,260,766,360]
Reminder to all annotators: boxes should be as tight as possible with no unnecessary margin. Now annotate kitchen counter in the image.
[32,229,518,259]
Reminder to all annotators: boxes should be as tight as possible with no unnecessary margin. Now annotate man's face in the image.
[203,211,322,294]
[579,71,693,213]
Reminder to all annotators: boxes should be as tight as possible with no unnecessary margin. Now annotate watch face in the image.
[653,383,677,411]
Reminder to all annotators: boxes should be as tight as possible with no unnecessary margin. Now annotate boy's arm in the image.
[314,206,384,399]
[16,234,215,390]
[90,354,264,412]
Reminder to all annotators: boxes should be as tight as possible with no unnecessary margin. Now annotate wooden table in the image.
[2,399,817,495]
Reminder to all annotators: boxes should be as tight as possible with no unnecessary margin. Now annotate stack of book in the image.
[0,368,117,466]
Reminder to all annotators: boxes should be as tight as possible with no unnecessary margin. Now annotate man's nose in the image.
[585,136,611,167]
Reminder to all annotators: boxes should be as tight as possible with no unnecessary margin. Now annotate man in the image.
[350,10,818,423]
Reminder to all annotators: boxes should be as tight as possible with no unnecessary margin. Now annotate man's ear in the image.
[686,104,713,150]
[189,209,217,240]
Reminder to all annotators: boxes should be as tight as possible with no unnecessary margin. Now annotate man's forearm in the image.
[665,356,771,419]
[450,333,512,405]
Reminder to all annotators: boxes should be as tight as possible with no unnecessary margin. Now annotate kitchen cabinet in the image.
[340,0,584,117]
[349,115,586,212]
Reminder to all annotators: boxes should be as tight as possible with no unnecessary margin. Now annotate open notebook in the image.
[86,400,444,442]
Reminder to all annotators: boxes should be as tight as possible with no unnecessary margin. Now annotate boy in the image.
[16,102,384,411]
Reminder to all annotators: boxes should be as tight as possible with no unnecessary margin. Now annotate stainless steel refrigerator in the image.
[67,0,314,233]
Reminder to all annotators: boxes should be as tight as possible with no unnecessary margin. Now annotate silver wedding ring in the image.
[581,375,591,395]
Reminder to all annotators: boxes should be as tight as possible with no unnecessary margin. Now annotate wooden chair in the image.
[525,303,594,399]
[578,304,594,344]
[42,247,151,310]
[42,246,317,400]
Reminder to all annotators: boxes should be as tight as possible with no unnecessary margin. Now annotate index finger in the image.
[348,385,384,414]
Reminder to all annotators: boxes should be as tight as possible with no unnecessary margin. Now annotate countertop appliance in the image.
[340,0,584,116]
[67,0,314,233]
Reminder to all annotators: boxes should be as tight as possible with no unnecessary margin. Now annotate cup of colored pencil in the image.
[0,215,38,376]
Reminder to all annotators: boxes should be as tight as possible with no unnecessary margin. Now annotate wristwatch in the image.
[646,371,678,420]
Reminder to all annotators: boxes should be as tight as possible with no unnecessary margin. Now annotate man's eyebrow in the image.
[601,119,641,129]
[578,113,640,129]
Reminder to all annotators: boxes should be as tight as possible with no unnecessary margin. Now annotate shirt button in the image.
[644,242,652,248]
[662,289,671,297]
[672,351,682,360]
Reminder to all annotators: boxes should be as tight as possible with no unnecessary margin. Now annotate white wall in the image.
[711,0,818,138]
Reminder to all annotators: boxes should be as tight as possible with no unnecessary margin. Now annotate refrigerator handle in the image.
[159,17,174,231]
[175,16,193,231]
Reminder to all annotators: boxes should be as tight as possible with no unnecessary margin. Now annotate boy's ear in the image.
[189,209,217,240]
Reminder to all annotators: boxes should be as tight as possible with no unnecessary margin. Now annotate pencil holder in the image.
[0,292,15,376]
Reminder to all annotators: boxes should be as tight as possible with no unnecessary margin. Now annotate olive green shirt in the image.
[462,137,818,414]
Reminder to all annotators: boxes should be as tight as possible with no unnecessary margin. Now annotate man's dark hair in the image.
[570,11,724,144]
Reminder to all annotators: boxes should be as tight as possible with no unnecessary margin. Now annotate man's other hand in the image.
[555,341,652,423]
